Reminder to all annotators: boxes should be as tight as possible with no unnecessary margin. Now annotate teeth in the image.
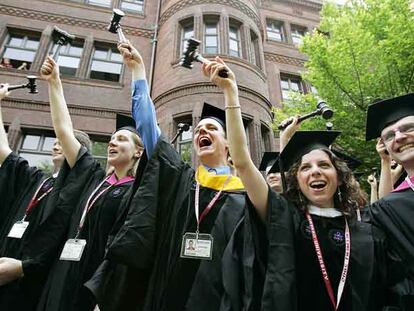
[399,144,414,152]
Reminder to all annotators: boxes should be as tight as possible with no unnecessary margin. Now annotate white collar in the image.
[308,205,343,218]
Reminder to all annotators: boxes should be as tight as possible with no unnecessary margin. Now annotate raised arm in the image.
[117,41,160,158]
[279,116,300,152]
[40,56,80,168]
[376,139,393,199]
[202,57,268,221]
[0,84,12,165]
[367,173,378,203]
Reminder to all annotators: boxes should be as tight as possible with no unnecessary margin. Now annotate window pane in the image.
[25,39,39,50]
[94,49,108,60]
[229,28,238,39]
[58,55,80,68]
[69,46,83,57]
[205,47,218,54]
[179,142,192,164]
[91,60,122,74]
[3,48,36,62]
[183,27,194,39]
[42,137,55,151]
[205,24,217,34]
[121,1,143,12]
[181,125,192,141]
[110,52,122,62]
[290,81,300,91]
[229,40,239,52]
[280,80,289,89]
[88,0,111,7]
[90,71,120,82]
[19,152,53,168]
[205,36,217,47]
[9,36,23,47]
[22,135,40,150]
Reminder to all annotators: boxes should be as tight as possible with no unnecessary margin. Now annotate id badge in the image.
[180,232,213,260]
[59,239,87,261]
[8,221,29,239]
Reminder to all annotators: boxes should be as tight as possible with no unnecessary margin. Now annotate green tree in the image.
[275,0,414,180]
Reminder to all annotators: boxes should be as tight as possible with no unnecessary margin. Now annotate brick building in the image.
[0,0,321,169]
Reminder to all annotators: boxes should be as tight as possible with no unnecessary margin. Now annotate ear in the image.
[134,146,143,159]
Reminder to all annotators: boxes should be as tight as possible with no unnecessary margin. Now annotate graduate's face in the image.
[193,118,228,166]
[107,130,140,168]
[381,116,414,167]
[266,172,282,193]
[52,139,65,168]
[296,149,339,209]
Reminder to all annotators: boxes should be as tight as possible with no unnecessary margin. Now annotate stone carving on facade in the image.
[0,5,153,38]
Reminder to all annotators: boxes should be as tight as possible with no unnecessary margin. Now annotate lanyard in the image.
[305,212,351,311]
[75,173,134,238]
[405,176,414,191]
[23,177,54,221]
[194,175,231,237]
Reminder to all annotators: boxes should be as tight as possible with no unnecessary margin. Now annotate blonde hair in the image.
[105,130,144,177]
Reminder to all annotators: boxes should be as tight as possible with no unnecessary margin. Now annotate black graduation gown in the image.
[0,152,68,310]
[261,189,389,311]
[92,138,265,311]
[366,189,414,310]
[35,148,134,311]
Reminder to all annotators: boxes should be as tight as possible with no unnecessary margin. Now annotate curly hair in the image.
[283,148,364,218]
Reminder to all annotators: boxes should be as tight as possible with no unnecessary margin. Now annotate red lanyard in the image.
[75,173,134,238]
[305,212,351,310]
[23,177,54,221]
[194,176,231,235]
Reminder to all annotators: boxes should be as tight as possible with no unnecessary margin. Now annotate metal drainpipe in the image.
[149,0,162,96]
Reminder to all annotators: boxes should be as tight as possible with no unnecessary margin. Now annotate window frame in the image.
[203,16,220,55]
[228,23,241,57]
[120,0,145,13]
[50,41,85,77]
[1,30,41,71]
[290,24,307,45]
[266,19,286,42]
[280,74,303,102]
[180,18,195,56]
[88,44,124,83]
[174,118,193,164]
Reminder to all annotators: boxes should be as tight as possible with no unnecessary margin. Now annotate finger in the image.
[215,56,225,64]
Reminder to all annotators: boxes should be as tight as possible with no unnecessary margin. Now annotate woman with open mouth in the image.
[203,57,396,310]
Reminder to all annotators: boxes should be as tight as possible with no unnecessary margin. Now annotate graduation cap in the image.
[279,131,341,172]
[366,93,414,140]
[259,152,280,174]
[331,148,362,171]
[201,102,226,130]
[200,102,249,130]
[115,113,138,135]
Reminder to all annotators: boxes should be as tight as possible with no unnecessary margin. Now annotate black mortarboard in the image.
[279,131,341,172]
[331,148,362,171]
[259,152,280,173]
[366,93,414,140]
[115,113,138,135]
[201,103,226,130]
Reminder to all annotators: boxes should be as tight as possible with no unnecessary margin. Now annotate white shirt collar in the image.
[308,205,343,218]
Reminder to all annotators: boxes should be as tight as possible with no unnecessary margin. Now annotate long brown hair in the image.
[283,148,363,218]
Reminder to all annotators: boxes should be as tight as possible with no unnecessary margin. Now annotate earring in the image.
[337,187,343,204]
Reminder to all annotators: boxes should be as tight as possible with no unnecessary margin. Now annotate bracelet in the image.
[224,105,241,109]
